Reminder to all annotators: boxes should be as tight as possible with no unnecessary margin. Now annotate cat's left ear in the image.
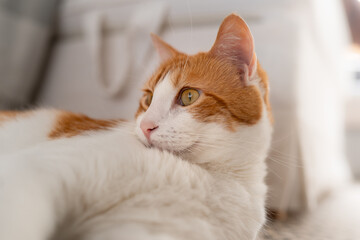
[210,14,257,81]
[151,33,180,62]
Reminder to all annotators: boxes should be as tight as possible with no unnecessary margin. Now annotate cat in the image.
[0,14,272,240]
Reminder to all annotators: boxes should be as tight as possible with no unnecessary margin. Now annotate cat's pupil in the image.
[188,92,192,101]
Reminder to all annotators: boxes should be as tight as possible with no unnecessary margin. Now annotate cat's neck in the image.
[196,146,268,182]
[186,114,272,183]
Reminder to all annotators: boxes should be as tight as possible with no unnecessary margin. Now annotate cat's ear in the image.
[210,14,257,80]
[151,33,180,62]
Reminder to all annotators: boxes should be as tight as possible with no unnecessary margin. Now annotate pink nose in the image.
[140,120,158,140]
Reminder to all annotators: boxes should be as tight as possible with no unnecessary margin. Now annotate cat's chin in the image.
[135,130,198,157]
[144,140,198,158]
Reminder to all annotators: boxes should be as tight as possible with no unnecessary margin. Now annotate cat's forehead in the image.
[144,53,241,92]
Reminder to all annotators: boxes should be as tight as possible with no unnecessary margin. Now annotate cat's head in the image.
[135,14,272,164]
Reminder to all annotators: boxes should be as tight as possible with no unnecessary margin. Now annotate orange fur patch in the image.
[256,61,273,124]
[49,111,121,139]
[0,111,31,125]
[135,53,185,118]
[136,53,269,130]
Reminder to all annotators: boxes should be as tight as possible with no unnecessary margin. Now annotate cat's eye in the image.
[179,88,200,106]
[145,93,153,106]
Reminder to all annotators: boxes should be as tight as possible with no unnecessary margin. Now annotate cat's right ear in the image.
[210,14,257,80]
[151,33,180,62]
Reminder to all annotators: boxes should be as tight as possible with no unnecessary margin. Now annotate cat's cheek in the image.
[151,113,199,152]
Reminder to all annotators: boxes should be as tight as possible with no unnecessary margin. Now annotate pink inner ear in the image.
[151,33,180,62]
[210,14,257,78]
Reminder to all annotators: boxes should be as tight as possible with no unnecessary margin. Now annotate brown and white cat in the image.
[0,14,272,240]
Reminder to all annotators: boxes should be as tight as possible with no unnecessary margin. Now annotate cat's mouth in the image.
[135,125,199,155]
[147,140,199,157]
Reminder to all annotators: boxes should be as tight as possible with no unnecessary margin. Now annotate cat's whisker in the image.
[177,133,300,169]
[265,167,285,181]
[266,156,303,169]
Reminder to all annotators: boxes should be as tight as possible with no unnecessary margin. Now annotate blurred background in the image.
[0,0,359,238]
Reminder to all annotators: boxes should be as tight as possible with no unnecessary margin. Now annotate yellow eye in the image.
[145,93,153,106]
[180,88,200,106]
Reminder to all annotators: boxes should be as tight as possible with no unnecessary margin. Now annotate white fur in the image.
[0,109,58,154]
[0,72,272,240]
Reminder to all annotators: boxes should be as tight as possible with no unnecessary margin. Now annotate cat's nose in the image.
[140,120,158,140]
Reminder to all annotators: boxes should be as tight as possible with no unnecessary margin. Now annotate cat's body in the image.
[0,14,272,240]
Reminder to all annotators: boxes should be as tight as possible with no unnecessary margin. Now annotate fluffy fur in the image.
[0,14,272,240]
